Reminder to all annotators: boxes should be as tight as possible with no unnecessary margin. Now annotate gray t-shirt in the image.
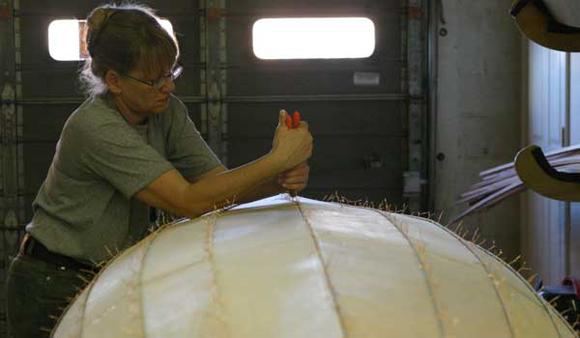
[26,94,221,264]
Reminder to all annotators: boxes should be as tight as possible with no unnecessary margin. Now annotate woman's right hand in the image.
[270,110,313,171]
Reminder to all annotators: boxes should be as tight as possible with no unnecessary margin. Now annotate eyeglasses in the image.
[123,65,183,90]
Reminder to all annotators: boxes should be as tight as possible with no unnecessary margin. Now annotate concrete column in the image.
[434,0,522,259]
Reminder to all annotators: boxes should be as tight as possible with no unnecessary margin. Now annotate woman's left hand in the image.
[277,162,310,194]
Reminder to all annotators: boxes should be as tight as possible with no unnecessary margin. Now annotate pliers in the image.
[285,111,301,199]
[286,110,301,129]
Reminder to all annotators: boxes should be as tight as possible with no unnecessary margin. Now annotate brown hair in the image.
[80,3,179,96]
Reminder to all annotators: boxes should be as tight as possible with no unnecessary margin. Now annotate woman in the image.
[5,3,312,337]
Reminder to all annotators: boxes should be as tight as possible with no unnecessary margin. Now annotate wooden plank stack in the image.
[452,144,580,224]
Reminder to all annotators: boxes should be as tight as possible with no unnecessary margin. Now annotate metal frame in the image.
[404,0,429,211]
[200,0,228,164]
[9,93,407,105]
[0,0,25,335]
[427,0,440,212]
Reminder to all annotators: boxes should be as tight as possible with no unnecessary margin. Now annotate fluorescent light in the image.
[48,19,174,61]
[252,17,376,60]
[48,20,80,61]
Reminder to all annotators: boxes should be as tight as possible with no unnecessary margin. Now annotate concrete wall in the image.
[434,0,522,260]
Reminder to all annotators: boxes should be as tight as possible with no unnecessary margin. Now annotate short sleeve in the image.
[165,99,222,179]
[77,119,175,199]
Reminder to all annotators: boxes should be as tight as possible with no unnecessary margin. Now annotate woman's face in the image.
[108,61,181,124]
[116,64,176,119]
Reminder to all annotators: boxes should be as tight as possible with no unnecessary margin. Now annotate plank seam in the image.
[295,199,348,338]
[375,210,446,338]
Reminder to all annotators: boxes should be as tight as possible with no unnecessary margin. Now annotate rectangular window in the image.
[48,19,173,61]
[252,17,375,60]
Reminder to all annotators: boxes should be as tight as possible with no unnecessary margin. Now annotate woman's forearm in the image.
[183,153,284,216]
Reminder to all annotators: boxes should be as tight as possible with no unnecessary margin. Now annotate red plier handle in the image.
[285,111,301,129]
[284,110,302,199]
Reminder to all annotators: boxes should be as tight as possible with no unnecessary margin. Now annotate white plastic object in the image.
[53,195,576,337]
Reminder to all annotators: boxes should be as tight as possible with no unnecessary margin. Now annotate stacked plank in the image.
[452,144,580,224]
